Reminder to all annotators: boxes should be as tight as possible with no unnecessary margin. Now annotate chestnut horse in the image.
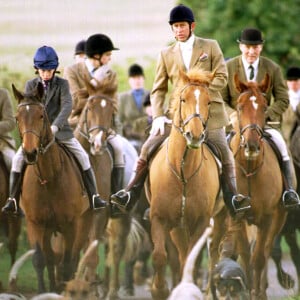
[74,81,141,299]
[146,69,221,300]
[0,153,21,266]
[12,83,94,293]
[229,74,288,299]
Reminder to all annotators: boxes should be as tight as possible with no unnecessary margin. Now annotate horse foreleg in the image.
[32,243,46,293]
[7,217,22,265]
[151,215,169,300]
[285,230,300,293]
[251,223,270,300]
[271,234,295,289]
[166,233,180,288]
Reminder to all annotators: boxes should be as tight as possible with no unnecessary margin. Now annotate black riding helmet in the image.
[85,33,119,58]
[169,4,195,25]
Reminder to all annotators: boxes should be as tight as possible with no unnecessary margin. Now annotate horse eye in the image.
[181,98,186,103]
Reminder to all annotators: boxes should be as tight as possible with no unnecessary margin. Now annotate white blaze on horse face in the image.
[26,105,30,111]
[194,89,201,114]
[249,95,258,110]
[94,131,104,151]
[100,99,107,107]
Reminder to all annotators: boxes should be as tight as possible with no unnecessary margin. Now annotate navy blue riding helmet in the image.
[33,46,59,70]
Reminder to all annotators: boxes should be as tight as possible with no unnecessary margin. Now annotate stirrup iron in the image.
[111,189,131,212]
[232,194,251,213]
[282,190,300,208]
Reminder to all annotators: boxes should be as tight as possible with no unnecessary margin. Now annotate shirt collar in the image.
[242,56,259,70]
[179,34,195,51]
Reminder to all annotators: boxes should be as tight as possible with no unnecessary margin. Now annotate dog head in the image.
[212,258,248,300]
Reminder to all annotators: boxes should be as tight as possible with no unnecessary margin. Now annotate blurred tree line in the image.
[181,0,300,71]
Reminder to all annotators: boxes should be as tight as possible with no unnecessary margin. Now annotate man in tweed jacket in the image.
[111,4,250,217]
[221,27,300,208]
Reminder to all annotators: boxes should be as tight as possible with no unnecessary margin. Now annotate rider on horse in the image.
[2,46,108,215]
[64,33,125,199]
[221,27,300,209]
[110,4,251,217]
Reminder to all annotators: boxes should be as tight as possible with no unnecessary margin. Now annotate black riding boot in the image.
[111,158,148,213]
[111,167,125,194]
[221,165,251,216]
[1,171,22,215]
[281,160,300,208]
[82,168,107,210]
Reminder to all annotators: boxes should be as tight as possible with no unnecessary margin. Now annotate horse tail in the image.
[123,217,148,262]
[181,226,213,283]
[9,249,35,290]
[75,240,99,280]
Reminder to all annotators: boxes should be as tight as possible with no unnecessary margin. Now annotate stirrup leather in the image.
[232,194,251,213]
[111,189,131,212]
[282,190,300,208]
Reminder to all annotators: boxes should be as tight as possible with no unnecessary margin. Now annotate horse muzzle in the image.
[23,149,38,164]
[184,131,205,149]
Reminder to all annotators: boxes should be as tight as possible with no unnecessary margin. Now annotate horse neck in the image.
[35,142,63,179]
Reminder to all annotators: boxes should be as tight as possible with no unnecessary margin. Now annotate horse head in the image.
[12,82,53,164]
[80,80,115,155]
[234,73,270,159]
[172,69,215,149]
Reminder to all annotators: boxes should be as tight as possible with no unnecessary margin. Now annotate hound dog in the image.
[168,227,212,300]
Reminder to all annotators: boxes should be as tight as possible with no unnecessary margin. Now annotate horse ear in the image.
[36,82,44,100]
[234,73,247,93]
[259,73,270,93]
[11,84,24,103]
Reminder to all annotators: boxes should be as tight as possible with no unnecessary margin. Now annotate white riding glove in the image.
[150,116,172,136]
[51,125,58,135]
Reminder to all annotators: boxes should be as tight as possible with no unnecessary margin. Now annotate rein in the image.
[167,81,209,226]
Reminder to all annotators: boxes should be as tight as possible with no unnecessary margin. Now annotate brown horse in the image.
[12,83,94,293]
[0,153,22,267]
[74,81,141,299]
[146,69,221,300]
[229,74,288,299]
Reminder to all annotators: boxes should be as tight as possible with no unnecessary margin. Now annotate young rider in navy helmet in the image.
[2,46,108,215]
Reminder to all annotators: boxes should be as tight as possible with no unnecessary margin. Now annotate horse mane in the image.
[171,69,214,115]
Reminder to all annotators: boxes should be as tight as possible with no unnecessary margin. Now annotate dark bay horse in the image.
[0,153,21,267]
[271,122,300,294]
[12,83,94,293]
[229,74,288,299]
[146,69,221,300]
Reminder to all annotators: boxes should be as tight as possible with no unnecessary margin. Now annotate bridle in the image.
[236,90,265,149]
[172,82,210,144]
[77,95,113,145]
[17,102,55,157]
